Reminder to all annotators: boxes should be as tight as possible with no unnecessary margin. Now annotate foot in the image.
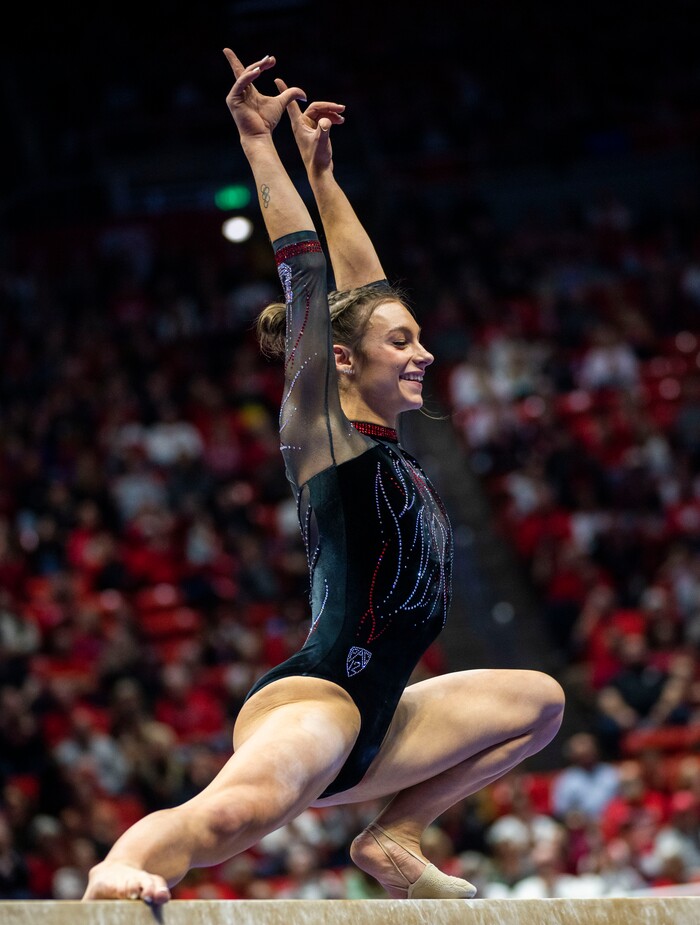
[82,861,172,904]
[350,823,477,899]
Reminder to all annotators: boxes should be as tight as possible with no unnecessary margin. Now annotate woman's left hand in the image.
[275,77,345,175]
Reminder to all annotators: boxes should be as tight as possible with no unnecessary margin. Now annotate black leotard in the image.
[244,231,452,797]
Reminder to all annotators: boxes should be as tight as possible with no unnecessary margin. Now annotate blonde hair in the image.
[256,282,411,359]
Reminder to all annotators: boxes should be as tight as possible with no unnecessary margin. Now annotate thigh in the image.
[210,677,362,808]
[313,667,563,806]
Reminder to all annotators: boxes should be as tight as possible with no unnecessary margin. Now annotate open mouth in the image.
[400,374,423,383]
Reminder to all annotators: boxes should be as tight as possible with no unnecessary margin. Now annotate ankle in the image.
[350,827,424,897]
[355,824,427,874]
[370,821,423,853]
[351,821,477,900]
[372,817,419,835]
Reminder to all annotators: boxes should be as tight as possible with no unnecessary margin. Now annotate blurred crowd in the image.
[442,189,700,718]
[3,6,700,899]
[3,175,700,899]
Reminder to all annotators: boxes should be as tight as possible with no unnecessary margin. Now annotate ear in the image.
[333,344,354,375]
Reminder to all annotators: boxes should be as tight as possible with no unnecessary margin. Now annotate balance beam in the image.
[0,898,698,924]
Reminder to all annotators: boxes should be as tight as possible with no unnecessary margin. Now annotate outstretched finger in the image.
[224,49,275,75]
[223,47,249,78]
[225,52,275,100]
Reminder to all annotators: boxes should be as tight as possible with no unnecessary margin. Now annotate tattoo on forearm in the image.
[260,184,271,209]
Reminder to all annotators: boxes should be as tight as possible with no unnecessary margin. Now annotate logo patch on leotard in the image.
[346,646,372,677]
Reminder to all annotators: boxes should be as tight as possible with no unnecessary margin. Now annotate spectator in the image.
[511,840,603,898]
[484,781,565,897]
[153,663,226,746]
[577,323,640,392]
[569,583,640,691]
[0,686,45,779]
[480,826,530,898]
[551,732,620,822]
[275,842,345,899]
[0,812,30,899]
[641,791,700,884]
[580,837,647,896]
[51,865,87,899]
[0,590,40,687]
[211,854,274,900]
[449,347,498,410]
[23,815,65,899]
[128,721,186,812]
[673,374,700,467]
[595,633,691,757]
[52,707,129,797]
[600,760,667,847]
[109,446,167,525]
[143,403,204,469]
[640,585,685,672]
[487,776,564,853]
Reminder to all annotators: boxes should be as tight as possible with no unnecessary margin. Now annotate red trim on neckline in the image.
[351,421,398,442]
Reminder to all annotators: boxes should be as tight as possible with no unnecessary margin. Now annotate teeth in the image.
[401,375,423,381]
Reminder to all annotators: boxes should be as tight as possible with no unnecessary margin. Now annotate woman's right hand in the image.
[223,50,306,140]
[274,77,345,175]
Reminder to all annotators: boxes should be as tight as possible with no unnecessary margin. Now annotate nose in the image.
[416,342,434,367]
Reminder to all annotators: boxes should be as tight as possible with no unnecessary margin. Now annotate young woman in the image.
[82,50,564,904]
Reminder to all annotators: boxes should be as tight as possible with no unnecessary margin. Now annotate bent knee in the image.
[199,783,301,845]
[495,669,564,730]
[523,670,565,727]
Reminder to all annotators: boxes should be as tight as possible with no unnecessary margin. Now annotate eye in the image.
[393,340,408,347]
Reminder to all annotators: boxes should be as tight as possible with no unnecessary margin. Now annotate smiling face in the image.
[335,300,434,426]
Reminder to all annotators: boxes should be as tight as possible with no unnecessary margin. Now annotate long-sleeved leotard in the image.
[244,231,452,797]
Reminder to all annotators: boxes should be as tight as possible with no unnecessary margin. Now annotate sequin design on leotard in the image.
[359,443,450,645]
[244,231,452,798]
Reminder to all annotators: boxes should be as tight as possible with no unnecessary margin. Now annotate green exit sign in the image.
[215,185,252,210]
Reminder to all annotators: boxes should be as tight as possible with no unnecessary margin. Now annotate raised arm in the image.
[226,52,368,488]
[274,78,385,290]
[224,50,314,241]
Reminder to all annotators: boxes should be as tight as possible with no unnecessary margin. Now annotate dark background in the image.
[2,1,698,237]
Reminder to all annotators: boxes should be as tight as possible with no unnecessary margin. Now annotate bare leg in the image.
[83,679,360,902]
[315,668,565,897]
[350,716,562,895]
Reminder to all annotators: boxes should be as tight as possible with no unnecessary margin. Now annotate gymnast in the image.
[82,49,564,903]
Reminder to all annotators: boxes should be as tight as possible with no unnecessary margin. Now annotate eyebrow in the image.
[386,325,422,338]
